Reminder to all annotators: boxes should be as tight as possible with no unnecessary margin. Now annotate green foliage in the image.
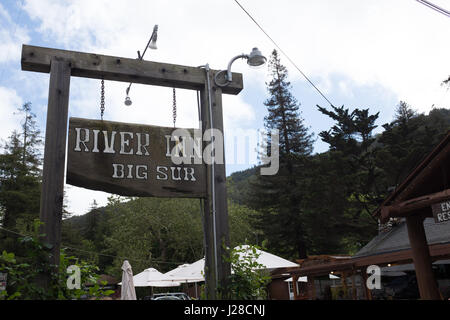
[225,245,271,300]
[242,100,450,260]
[61,195,260,279]
[0,219,113,300]
[101,196,204,276]
[0,102,42,253]
[57,251,114,300]
[249,49,314,260]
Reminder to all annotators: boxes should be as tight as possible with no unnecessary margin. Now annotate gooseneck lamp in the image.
[214,47,266,87]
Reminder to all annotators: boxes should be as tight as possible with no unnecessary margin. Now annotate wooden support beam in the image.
[381,188,450,222]
[308,276,316,300]
[21,44,243,95]
[406,214,441,300]
[351,272,357,300]
[292,275,299,300]
[360,270,372,300]
[341,272,348,299]
[22,45,243,300]
[397,142,450,203]
[38,58,71,291]
[200,69,231,299]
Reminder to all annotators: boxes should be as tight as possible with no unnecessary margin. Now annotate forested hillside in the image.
[228,105,450,259]
[57,106,450,278]
[2,69,450,279]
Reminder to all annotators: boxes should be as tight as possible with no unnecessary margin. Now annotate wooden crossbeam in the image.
[380,188,450,222]
[22,44,243,299]
[21,44,243,95]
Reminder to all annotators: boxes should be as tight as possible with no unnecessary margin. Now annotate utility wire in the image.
[233,0,335,108]
[416,0,450,18]
[0,225,185,266]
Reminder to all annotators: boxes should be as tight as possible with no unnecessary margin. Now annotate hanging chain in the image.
[100,78,105,120]
[172,87,177,127]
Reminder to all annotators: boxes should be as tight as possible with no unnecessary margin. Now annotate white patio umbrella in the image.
[164,259,205,299]
[164,245,299,283]
[164,259,205,283]
[234,245,299,270]
[120,267,181,287]
[284,276,308,282]
[120,260,137,300]
[284,274,338,282]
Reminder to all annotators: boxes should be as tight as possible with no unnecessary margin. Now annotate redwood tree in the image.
[250,50,313,259]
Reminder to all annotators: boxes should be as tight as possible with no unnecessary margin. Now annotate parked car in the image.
[153,295,183,300]
[151,292,191,300]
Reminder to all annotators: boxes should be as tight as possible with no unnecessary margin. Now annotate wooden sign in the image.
[431,200,450,223]
[67,117,206,198]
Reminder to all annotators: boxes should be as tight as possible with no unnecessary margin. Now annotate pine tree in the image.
[315,104,380,252]
[0,102,42,241]
[264,50,313,158]
[250,50,313,259]
[377,102,450,191]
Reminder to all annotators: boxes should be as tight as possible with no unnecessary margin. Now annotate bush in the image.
[0,220,113,300]
[225,245,271,300]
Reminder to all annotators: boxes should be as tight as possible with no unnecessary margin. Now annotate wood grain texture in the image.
[66,117,207,198]
[199,70,231,299]
[21,44,243,95]
[39,58,71,272]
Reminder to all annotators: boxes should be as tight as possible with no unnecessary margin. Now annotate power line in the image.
[233,0,335,108]
[0,225,185,266]
[416,0,450,18]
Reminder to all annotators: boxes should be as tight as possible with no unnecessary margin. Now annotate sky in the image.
[0,0,449,216]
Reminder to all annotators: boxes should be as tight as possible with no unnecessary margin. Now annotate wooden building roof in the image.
[290,219,450,278]
[354,218,450,259]
[373,131,450,223]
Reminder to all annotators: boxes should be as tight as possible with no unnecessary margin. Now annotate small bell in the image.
[124,96,132,106]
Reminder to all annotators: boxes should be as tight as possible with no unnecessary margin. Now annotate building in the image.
[288,131,450,300]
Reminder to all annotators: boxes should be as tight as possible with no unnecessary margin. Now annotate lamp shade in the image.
[148,25,158,50]
[247,47,266,67]
[148,38,157,50]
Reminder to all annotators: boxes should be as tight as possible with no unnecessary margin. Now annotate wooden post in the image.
[361,269,372,300]
[351,272,357,300]
[406,214,441,299]
[292,275,299,300]
[341,272,348,299]
[38,58,71,291]
[308,276,316,300]
[200,69,231,299]
[22,45,243,299]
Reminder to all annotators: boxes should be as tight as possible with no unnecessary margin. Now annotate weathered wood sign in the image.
[67,117,206,198]
[431,200,450,223]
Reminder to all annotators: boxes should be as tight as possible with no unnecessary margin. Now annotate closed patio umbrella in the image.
[120,260,137,300]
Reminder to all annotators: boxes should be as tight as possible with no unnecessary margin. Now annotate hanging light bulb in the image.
[124,24,158,106]
[124,86,132,106]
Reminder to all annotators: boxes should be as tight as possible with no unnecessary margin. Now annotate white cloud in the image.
[19,0,450,112]
[0,3,30,64]
[10,0,450,214]
[64,184,111,216]
[0,86,23,143]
